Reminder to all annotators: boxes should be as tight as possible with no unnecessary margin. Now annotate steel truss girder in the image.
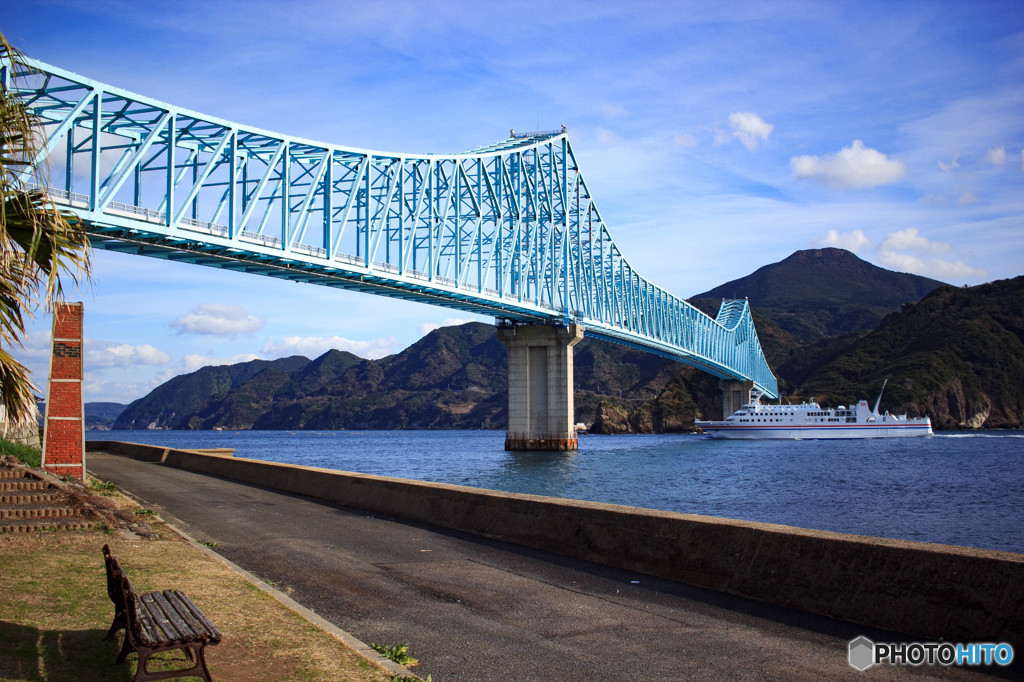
[5,56,777,397]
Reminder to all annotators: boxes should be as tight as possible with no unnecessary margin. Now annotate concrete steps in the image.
[0,464,96,533]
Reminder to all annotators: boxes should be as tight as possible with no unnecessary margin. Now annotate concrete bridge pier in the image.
[497,323,584,451]
[720,379,755,418]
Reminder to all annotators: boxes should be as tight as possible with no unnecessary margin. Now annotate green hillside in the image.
[692,248,944,342]
[793,277,1024,429]
[112,251,1021,433]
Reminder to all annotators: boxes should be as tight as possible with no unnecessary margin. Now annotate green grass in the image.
[371,643,419,667]
[0,438,41,467]
[90,479,118,496]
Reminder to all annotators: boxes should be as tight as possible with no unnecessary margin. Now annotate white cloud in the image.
[14,331,53,359]
[876,227,985,282]
[810,229,871,253]
[596,127,620,145]
[83,374,161,403]
[808,226,988,283]
[673,132,697,147]
[727,111,773,151]
[957,192,979,206]
[711,126,732,146]
[919,194,948,207]
[791,140,907,188]
[417,318,477,336]
[85,340,171,368]
[600,103,627,118]
[170,303,265,336]
[261,335,399,360]
[876,251,988,282]
[987,146,1006,165]
[181,353,261,373]
[879,227,952,255]
[150,369,181,386]
[938,153,959,172]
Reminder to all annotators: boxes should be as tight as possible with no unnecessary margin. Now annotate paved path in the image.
[88,452,993,681]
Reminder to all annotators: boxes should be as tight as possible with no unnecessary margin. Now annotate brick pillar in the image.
[41,303,85,480]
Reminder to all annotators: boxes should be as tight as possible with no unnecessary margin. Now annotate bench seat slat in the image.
[133,595,165,647]
[152,590,201,642]
[166,590,221,642]
[172,590,223,641]
[158,590,215,641]
[141,591,187,644]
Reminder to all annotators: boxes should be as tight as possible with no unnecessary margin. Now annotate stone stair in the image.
[0,464,96,533]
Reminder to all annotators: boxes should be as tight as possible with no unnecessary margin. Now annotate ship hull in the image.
[696,422,933,439]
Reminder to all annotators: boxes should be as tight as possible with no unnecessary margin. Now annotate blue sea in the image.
[92,429,1024,554]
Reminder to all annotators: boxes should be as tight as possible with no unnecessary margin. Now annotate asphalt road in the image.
[87,452,999,681]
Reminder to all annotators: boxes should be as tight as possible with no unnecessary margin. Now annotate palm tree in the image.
[1,33,91,426]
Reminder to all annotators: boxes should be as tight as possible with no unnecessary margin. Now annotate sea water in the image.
[94,429,1024,553]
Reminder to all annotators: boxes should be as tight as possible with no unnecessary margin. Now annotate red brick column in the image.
[41,303,85,480]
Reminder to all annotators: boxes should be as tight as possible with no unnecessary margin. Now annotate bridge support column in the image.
[720,380,755,419]
[498,323,583,451]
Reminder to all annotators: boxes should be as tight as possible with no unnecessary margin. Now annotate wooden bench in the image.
[102,544,222,681]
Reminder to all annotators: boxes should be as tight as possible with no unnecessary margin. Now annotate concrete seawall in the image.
[87,440,1023,651]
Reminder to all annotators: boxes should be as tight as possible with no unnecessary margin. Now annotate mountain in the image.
[112,250,1021,432]
[84,402,126,430]
[254,322,510,430]
[111,322,713,433]
[787,277,1024,429]
[691,248,945,342]
[114,356,310,429]
[35,402,126,430]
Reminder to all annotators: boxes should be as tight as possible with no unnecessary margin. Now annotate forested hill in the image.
[113,251,1021,432]
[692,248,945,342]
[782,276,1024,430]
[113,322,714,432]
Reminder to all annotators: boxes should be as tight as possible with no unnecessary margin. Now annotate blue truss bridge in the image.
[4,57,777,399]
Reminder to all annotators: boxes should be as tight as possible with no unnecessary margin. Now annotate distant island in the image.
[101,249,1022,432]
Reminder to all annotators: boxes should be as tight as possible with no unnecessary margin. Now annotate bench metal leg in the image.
[115,633,134,665]
[131,643,213,682]
[105,611,126,640]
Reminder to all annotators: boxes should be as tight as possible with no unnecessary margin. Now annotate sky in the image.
[4,0,1023,404]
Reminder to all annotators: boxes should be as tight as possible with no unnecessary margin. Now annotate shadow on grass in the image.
[0,621,132,681]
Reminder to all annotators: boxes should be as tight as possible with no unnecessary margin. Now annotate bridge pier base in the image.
[720,380,755,418]
[498,323,584,451]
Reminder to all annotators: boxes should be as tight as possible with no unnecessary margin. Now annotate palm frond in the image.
[0,347,38,428]
[0,31,93,425]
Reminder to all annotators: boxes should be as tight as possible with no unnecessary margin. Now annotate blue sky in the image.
[5,0,1023,404]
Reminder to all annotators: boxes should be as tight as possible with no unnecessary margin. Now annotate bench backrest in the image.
[116,572,156,647]
[102,544,127,612]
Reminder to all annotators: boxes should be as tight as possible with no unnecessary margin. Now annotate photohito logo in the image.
[849,636,1014,670]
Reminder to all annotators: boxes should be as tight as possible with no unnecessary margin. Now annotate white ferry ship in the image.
[696,382,932,439]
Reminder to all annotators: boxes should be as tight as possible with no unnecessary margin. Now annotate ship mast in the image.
[872,378,889,414]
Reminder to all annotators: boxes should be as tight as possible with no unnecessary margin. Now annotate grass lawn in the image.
[0,438,41,468]
[0,489,404,681]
